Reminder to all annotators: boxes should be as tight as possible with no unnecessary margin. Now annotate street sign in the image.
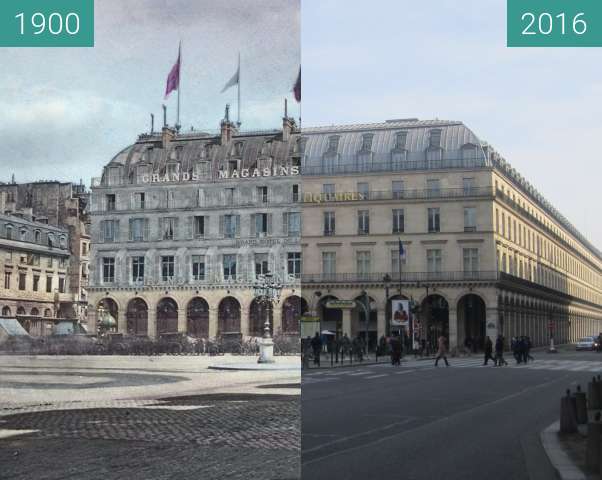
[325,300,356,309]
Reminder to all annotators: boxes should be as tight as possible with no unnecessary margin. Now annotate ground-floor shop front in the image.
[88,286,304,340]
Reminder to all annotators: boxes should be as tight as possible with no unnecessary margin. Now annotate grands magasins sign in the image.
[141,166,300,183]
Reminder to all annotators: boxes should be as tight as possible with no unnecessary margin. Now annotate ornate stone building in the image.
[300,118,602,350]
[88,111,302,339]
[0,211,72,335]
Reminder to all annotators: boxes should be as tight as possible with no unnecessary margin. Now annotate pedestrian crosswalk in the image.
[302,358,602,384]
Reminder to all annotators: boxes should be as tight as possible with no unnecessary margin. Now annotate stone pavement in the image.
[0,355,300,480]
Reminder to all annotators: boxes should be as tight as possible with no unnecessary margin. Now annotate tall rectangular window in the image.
[101,220,117,242]
[392,181,404,199]
[46,276,52,292]
[255,213,269,237]
[322,252,336,277]
[58,277,65,293]
[292,184,299,202]
[18,272,26,291]
[33,275,39,291]
[392,209,404,234]
[106,194,116,211]
[286,212,301,237]
[223,215,239,238]
[102,258,115,283]
[4,272,10,289]
[391,249,407,273]
[426,179,441,197]
[223,254,237,280]
[463,248,479,277]
[257,186,269,203]
[357,182,369,199]
[191,255,205,281]
[324,212,335,236]
[464,207,476,232]
[194,216,205,238]
[134,192,145,210]
[323,184,335,198]
[463,177,475,195]
[356,251,371,278]
[287,252,301,277]
[358,210,370,235]
[161,217,177,240]
[255,253,270,276]
[426,249,442,274]
[224,188,235,206]
[132,256,145,283]
[129,218,146,242]
[161,256,175,282]
[427,208,440,233]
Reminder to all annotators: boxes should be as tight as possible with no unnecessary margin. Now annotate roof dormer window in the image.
[360,134,374,152]
[327,136,340,153]
[20,229,28,241]
[195,161,211,179]
[260,141,272,156]
[166,162,180,180]
[294,137,307,155]
[233,141,244,157]
[394,131,408,150]
[461,144,478,160]
[107,166,121,186]
[429,129,442,148]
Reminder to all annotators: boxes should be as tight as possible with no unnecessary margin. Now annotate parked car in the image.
[576,336,599,351]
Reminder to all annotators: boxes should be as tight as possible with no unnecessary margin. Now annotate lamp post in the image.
[253,273,283,364]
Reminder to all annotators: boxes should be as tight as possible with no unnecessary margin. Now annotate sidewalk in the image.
[540,421,593,480]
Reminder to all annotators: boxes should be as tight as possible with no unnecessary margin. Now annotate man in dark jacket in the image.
[310,332,322,367]
[494,335,507,366]
[390,332,402,366]
[483,336,495,365]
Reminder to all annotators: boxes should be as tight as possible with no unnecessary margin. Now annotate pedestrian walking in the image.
[525,336,534,362]
[390,332,402,366]
[483,336,495,365]
[310,332,322,367]
[511,336,521,364]
[434,335,449,367]
[494,335,508,366]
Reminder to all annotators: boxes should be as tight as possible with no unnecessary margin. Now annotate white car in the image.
[576,336,599,351]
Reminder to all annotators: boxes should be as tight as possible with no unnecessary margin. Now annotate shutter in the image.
[283,213,288,236]
[99,220,104,243]
[128,219,133,241]
[218,215,224,236]
[159,218,164,240]
[187,216,193,239]
[126,256,131,285]
[267,214,273,235]
[130,193,135,210]
[174,218,179,240]
[205,215,209,238]
[250,214,256,237]
[144,219,150,241]
[235,215,241,237]
[114,220,120,242]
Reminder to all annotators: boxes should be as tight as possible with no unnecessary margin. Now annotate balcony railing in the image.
[301,271,499,284]
[301,154,488,176]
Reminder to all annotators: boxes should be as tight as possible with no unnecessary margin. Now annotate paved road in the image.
[302,351,602,480]
[0,355,300,480]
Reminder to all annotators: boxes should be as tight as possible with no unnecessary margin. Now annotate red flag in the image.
[293,67,301,103]
[164,46,181,99]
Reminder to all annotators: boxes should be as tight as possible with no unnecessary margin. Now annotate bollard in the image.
[576,385,588,425]
[561,389,578,434]
[589,377,601,410]
[587,416,602,472]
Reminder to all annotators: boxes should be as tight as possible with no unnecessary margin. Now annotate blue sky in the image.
[302,0,602,247]
[0,0,299,184]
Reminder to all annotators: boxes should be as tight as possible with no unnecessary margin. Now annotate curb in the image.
[540,421,587,480]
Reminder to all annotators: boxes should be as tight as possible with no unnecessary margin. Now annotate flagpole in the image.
[237,52,241,126]
[177,41,182,131]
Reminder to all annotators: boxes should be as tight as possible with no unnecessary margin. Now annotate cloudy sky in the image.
[0,0,299,184]
[303,0,602,248]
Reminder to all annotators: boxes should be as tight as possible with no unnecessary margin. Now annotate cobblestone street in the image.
[0,356,300,479]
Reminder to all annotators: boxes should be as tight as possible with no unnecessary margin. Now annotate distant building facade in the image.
[0,181,90,324]
[300,118,602,350]
[0,212,72,335]
[88,112,302,339]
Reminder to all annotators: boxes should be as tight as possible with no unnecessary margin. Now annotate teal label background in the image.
[508,0,602,47]
[0,0,94,47]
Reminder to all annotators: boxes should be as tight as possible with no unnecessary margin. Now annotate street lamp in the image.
[253,273,283,363]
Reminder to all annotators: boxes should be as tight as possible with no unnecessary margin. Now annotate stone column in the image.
[209,307,218,339]
[486,307,499,340]
[240,301,249,337]
[342,309,351,336]
[177,305,187,334]
[377,309,386,339]
[272,303,282,335]
[448,308,458,349]
[118,308,127,335]
[147,307,157,339]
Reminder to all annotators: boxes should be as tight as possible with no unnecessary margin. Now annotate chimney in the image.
[162,126,176,149]
[220,104,238,145]
[282,99,296,142]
